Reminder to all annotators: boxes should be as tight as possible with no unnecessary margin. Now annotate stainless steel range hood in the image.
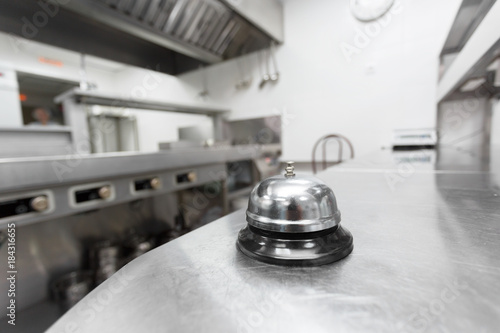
[0,0,282,75]
[62,0,280,64]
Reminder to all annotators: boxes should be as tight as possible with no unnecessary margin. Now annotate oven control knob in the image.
[31,196,49,212]
[187,172,197,182]
[98,186,112,200]
[150,177,161,190]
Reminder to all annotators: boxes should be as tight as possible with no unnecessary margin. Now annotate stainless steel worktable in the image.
[47,149,500,333]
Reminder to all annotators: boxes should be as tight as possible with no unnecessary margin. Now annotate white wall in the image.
[179,0,462,161]
[0,0,462,155]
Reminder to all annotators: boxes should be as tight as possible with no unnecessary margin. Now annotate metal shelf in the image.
[438,1,500,102]
[55,88,230,115]
[440,0,496,57]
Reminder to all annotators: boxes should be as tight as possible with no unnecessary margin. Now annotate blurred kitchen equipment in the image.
[178,181,225,230]
[198,65,209,99]
[50,271,94,312]
[121,232,154,266]
[155,214,191,246]
[225,116,281,146]
[178,123,215,145]
[79,54,96,91]
[88,239,122,285]
[392,128,437,150]
[225,159,259,212]
[0,146,245,328]
[223,116,282,210]
[159,140,205,150]
[79,54,89,91]
[312,134,355,174]
[88,107,139,153]
[230,196,248,211]
[225,116,282,181]
[155,227,182,246]
[237,162,354,266]
[55,88,229,155]
[235,53,253,90]
[226,160,255,192]
[0,231,7,250]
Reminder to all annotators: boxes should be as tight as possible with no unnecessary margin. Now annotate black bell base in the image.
[236,224,353,266]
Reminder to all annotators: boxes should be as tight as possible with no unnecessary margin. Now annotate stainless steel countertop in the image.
[0,145,261,193]
[47,149,500,332]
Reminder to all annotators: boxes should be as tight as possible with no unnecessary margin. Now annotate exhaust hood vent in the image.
[0,0,280,75]
[105,0,235,56]
[63,0,277,65]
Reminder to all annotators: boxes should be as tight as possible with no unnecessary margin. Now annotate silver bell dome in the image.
[237,162,354,266]
[246,173,341,233]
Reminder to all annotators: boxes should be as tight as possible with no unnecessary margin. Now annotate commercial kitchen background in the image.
[1,0,500,332]
[3,0,497,156]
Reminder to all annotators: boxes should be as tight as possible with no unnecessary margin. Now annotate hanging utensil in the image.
[269,41,280,82]
[235,49,253,90]
[258,48,270,89]
[198,65,209,99]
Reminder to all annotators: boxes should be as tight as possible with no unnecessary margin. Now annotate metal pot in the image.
[89,240,121,285]
[51,271,94,312]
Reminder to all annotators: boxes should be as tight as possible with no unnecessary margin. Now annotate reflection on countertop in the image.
[45,146,500,333]
[332,145,500,173]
